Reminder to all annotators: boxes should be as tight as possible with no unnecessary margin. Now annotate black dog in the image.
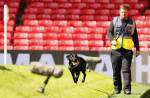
[66,54,86,83]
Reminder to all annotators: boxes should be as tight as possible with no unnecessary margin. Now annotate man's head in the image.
[119,4,129,20]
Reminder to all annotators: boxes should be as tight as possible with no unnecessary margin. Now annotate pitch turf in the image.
[0,65,149,98]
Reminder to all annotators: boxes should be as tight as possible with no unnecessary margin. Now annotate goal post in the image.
[3,1,9,65]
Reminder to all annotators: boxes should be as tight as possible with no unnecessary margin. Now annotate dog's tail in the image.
[83,56,102,63]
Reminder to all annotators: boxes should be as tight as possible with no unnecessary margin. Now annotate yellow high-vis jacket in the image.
[107,16,139,50]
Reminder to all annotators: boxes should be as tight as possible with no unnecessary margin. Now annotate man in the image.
[107,4,140,95]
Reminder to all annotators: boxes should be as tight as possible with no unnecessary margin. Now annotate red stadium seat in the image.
[45,26,62,33]
[42,8,53,14]
[101,4,115,9]
[82,21,97,27]
[96,0,109,3]
[9,13,17,20]
[110,9,119,16]
[29,39,43,45]
[61,26,75,33]
[88,27,105,34]
[59,3,72,8]
[67,9,81,14]
[133,16,145,21]
[13,46,29,50]
[88,40,104,47]
[95,9,110,15]
[44,2,59,8]
[38,20,53,26]
[81,0,95,3]
[75,27,89,33]
[72,33,88,40]
[37,14,51,19]
[70,0,81,2]
[53,9,66,14]
[87,33,103,40]
[138,34,148,41]
[129,9,140,16]
[96,21,110,28]
[74,40,89,46]
[80,15,94,21]
[51,14,65,20]
[44,46,58,51]
[58,46,74,51]
[110,0,123,3]
[57,33,72,40]
[124,0,138,3]
[87,3,101,9]
[8,2,20,8]
[43,40,58,46]
[22,14,36,20]
[74,46,89,51]
[14,39,29,46]
[58,40,74,46]
[9,8,18,13]
[43,33,58,39]
[24,8,39,14]
[55,0,68,2]
[90,47,106,51]
[81,9,95,15]
[130,3,144,10]
[29,45,44,50]
[145,10,150,16]
[139,41,148,48]
[94,15,108,21]
[105,40,111,47]
[53,20,68,27]
[24,20,39,26]
[28,33,43,39]
[30,2,44,7]
[72,3,86,8]
[14,33,28,39]
[68,21,83,27]
[135,20,144,28]
[30,26,45,32]
[66,15,80,20]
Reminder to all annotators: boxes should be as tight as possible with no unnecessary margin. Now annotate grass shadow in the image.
[0,65,11,71]
[87,87,114,98]
[140,89,150,98]
[0,65,26,78]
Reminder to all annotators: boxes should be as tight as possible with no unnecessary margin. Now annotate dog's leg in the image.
[81,70,86,83]
[37,75,51,93]
[70,70,77,83]
[74,72,80,83]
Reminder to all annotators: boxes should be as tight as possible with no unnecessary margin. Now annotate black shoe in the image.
[114,90,121,94]
[124,89,131,95]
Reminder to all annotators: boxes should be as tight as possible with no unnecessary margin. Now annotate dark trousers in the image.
[111,48,133,91]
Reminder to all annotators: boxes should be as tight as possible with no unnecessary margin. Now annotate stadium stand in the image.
[0,0,21,50]
[0,0,150,51]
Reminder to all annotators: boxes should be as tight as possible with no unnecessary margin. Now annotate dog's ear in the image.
[66,55,70,60]
[66,54,72,60]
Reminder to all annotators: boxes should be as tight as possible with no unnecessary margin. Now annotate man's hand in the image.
[111,40,117,46]
[136,51,140,57]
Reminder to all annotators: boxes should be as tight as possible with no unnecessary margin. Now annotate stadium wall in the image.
[0,51,149,85]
